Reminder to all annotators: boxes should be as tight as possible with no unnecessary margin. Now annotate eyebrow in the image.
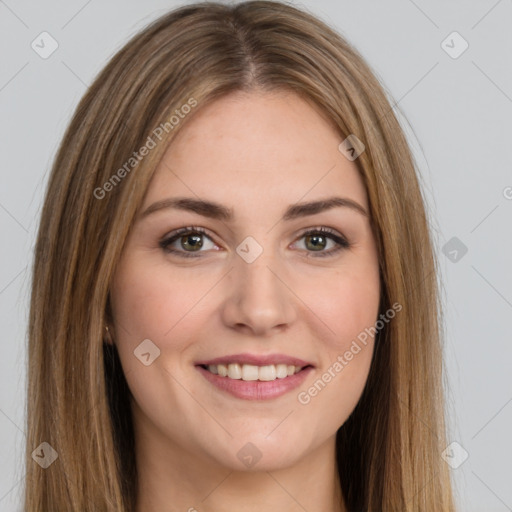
[139,195,368,221]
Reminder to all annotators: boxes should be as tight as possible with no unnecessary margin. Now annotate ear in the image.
[103,324,114,345]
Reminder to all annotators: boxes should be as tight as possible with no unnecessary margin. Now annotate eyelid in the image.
[293,226,350,257]
[159,226,217,258]
[159,225,350,258]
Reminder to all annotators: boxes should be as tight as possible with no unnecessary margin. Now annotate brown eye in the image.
[294,228,350,258]
[159,227,216,258]
[304,233,328,251]
[178,233,204,251]
[159,226,350,259]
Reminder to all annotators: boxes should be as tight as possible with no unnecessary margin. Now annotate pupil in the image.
[307,234,325,251]
[183,233,203,251]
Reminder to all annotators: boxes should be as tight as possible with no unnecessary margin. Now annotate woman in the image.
[25,1,456,510]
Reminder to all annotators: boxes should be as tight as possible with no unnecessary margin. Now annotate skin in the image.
[109,90,381,512]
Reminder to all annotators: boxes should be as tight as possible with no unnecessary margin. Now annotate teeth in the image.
[227,363,242,379]
[276,364,288,379]
[259,365,276,381]
[206,363,304,381]
[242,364,259,381]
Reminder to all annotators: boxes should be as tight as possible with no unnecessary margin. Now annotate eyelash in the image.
[159,225,351,259]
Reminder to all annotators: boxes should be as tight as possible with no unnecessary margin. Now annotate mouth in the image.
[197,362,312,381]
[194,356,315,401]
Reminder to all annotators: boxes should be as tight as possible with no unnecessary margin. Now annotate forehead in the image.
[143,90,368,216]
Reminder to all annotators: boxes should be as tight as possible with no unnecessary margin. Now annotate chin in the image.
[206,431,313,472]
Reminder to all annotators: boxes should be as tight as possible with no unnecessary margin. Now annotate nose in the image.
[220,251,297,337]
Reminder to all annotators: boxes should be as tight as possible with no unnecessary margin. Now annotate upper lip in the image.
[195,353,314,368]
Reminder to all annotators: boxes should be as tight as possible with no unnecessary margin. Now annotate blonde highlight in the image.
[25,2,455,510]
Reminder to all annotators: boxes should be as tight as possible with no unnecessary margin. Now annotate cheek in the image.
[109,259,208,424]
[332,282,379,345]
[109,257,205,361]
[301,264,380,411]
[315,264,381,351]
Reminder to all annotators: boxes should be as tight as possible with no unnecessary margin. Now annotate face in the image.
[109,90,381,472]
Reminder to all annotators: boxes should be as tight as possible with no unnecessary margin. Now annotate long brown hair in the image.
[24,1,456,510]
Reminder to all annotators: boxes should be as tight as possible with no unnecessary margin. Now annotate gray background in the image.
[1,1,511,510]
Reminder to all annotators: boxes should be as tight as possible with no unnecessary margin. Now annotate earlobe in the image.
[103,324,114,345]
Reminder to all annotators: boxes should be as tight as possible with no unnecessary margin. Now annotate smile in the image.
[196,364,314,400]
[202,363,304,381]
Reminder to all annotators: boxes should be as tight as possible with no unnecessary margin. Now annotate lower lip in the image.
[196,365,314,401]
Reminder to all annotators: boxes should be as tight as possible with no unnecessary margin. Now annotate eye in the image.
[159,226,351,258]
[292,227,351,258]
[159,226,217,258]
